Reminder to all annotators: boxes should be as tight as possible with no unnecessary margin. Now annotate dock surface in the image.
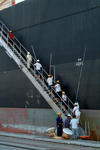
[0,132,100,150]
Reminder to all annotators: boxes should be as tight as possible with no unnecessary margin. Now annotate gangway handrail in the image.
[0,20,49,78]
[0,20,74,116]
[0,20,74,115]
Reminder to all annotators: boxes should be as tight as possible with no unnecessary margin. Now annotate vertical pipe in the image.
[85,121,87,135]
[75,48,86,101]
[49,53,52,74]
[53,65,56,83]
[31,45,37,61]
[88,121,90,136]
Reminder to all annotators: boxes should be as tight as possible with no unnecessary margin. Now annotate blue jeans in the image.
[72,128,79,139]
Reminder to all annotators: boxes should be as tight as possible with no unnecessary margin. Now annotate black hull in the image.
[0,0,100,109]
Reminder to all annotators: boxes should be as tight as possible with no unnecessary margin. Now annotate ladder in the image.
[0,20,74,121]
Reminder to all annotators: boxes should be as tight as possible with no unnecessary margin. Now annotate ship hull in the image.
[0,0,100,140]
[0,108,100,140]
[0,0,100,109]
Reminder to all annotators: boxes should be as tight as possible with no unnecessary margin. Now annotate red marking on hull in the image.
[0,126,32,135]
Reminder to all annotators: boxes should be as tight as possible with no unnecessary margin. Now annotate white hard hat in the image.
[74,102,78,106]
[27,52,30,54]
[37,59,40,62]
[67,114,71,117]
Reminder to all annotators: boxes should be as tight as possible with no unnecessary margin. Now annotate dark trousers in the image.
[57,126,63,136]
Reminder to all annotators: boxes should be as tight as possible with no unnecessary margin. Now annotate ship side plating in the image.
[0,0,100,109]
[0,0,100,140]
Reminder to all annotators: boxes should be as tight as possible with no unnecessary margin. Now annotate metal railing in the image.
[0,20,74,116]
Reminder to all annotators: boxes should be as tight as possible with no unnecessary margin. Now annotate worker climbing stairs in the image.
[0,20,74,121]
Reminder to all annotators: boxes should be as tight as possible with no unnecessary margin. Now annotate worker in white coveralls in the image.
[54,80,62,103]
[72,102,81,123]
[34,59,42,80]
[47,74,53,95]
[62,91,67,112]
[26,52,32,69]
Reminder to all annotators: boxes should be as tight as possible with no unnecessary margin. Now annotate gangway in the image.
[0,20,74,121]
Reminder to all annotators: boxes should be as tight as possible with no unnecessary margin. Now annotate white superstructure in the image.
[0,0,25,10]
